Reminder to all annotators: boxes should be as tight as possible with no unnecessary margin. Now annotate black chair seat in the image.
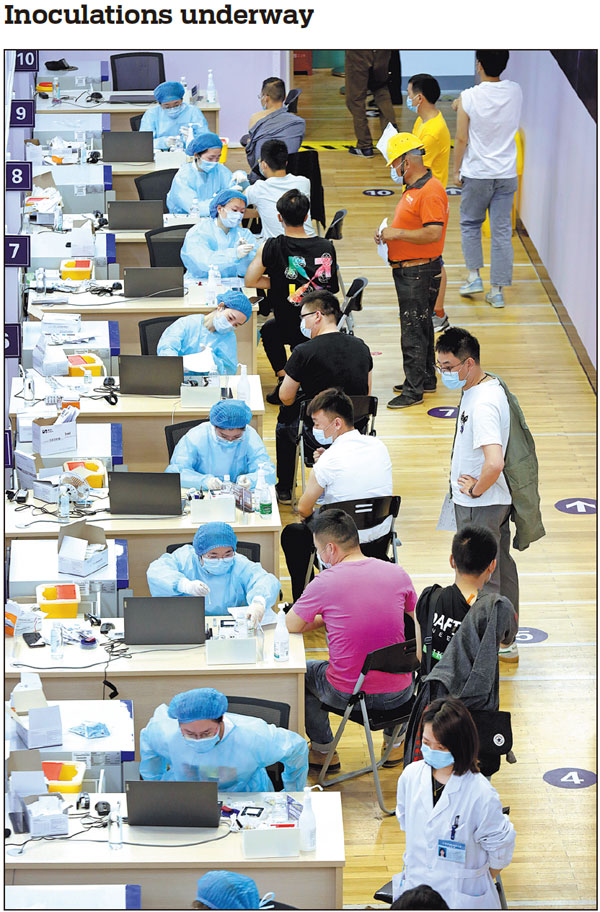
[320,693,415,731]
[373,880,393,903]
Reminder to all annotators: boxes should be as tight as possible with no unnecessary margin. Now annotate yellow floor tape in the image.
[301,141,455,151]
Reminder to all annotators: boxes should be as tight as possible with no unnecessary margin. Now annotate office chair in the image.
[286,149,326,231]
[134,169,178,213]
[145,224,193,268]
[284,88,302,113]
[110,53,165,91]
[225,696,291,791]
[138,316,178,355]
[130,113,144,131]
[337,277,368,335]
[164,418,209,459]
[165,540,261,563]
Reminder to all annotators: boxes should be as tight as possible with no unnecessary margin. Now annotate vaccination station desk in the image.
[109,149,186,200]
[34,90,221,134]
[9,374,266,467]
[5,791,344,910]
[5,618,306,737]
[4,491,282,592]
[27,285,259,372]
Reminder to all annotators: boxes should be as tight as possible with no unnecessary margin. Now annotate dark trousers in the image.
[275,422,320,493]
[282,521,391,602]
[261,316,305,375]
[345,50,398,149]
[393,258,442,401]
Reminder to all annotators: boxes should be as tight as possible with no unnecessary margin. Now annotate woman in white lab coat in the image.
[395,698,515,909]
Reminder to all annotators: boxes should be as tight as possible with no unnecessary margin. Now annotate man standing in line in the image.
[345,51,398,157]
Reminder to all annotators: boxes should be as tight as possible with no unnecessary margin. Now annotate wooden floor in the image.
[231,69,597,909]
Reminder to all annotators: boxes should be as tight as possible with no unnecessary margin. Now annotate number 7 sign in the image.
[4,236,30,267]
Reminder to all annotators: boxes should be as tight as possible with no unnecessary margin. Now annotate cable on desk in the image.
[6,822,233,853]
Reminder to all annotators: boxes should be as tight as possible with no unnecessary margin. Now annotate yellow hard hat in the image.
[386,132,425,165]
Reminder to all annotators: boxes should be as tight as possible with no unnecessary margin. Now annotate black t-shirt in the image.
[415,583,473,671]
[262,235,339,333]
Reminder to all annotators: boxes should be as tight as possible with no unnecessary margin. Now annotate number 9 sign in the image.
[10,100,35,128]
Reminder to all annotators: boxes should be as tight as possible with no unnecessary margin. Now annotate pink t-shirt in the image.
[293,558,417,693]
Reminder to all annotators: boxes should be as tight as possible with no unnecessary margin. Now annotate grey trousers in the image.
[454,502,519,618]
[460,176,519,286]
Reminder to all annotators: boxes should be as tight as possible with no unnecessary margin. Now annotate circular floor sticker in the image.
[554,498,596,515]
[428,406,458,419]
[543,768,596,789]
[363,188,394,197]
[515,627,548,644]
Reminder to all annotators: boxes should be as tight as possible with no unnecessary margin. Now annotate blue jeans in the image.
[305,659,414,751]
[460,176,519,286]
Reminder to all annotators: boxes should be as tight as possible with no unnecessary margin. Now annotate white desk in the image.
[9,374,266,468]
[4,490,281,591]
[35,90,220,133]
[101,214,195,268]
[5,791,344,909]
[27,284,259,372]
[21,320,120,374]
[6,883,141,910]
[5,618,306,737]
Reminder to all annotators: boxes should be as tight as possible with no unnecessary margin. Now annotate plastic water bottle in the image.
[212,265,221,290]
[52,78,60,101]
[23,370,35,406]
[189,197,201,218]
[206,265,217,307]
[222,474,231,494]
[59,485,71,520]
[206,69,216,104]
[180,75,191,104]
[235,608,248,639]
[108,801,123,850]
[299,787,317,852]
[83,368,93,390]
[256,468,272,520]
[273,608,289,662]
[50,622,64,660]
[54,207,63,231]
[237,364,251,405]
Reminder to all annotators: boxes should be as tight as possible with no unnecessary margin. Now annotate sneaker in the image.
[381,742,405,768]
[366,109,379,118]
[348,146,374,157]
[499,642,519,663]
[459,277,484,296]
[432,313,450,332]
[387,395,424,410]
[308,748,341,772]
[266,380,283,405]
[486,291,505,309]
[275,487,292,505]
[393,381,436,394]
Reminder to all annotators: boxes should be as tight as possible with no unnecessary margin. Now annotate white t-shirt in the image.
[451,377,511,507]
[313,429,393,542]
[245,173,315,239]
[460,80,523,179]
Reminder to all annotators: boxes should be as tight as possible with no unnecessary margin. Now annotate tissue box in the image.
[190,493,236,523]
[10,673,48,714]
[242,826,300,858]
[24,794,69,836]
[8,703,63,749]
[206,636,257,665]
[35,583,81,618]
[32,415,77,457]
[57,520,109,577]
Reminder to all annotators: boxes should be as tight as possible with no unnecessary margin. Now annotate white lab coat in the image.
[395,760,515,909]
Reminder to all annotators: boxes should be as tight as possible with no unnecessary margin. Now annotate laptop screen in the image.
[123,266,184,299]
[123,596,205,644]
[102,130,154,163]
[108,471,182,515]
[125,780,220,827]
[107,200,164,231]
[118,354,183,395]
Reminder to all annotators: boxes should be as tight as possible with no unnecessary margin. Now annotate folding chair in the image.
[145,224,193,268]
[284,88,302,114]
[164,418,209,459]
[225,695,290,790]
[324,209,348,296]
[165,540,261,563]
[337,277,367,335]
[317,640,420,814]
[134,169,178,213]
[110,53,165,91]
[138,316,178,355]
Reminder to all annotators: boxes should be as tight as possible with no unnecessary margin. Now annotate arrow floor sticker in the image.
[554,498,597,515]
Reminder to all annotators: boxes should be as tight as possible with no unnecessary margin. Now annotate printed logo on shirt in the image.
[432,611,463,645]
[286,252,333,304]
[460,411,469,434]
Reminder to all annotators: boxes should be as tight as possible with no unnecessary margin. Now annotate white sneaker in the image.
[499,642,519,663]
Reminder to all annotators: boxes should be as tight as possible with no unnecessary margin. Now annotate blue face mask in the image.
[313,420,335,446]
[213,311,234,333]
[199,158,218,172]
[421,743,455,769]
[202,556,235,575]
[182,731,220,752]
[390,166,403,185]
[163,105,183,118]
[216,432,243,446]
[441,371,467,390]
[300,317,312,339]
[406,95,419,112]
[220,210,244,228]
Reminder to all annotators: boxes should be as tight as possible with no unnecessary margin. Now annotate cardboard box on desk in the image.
[8,704,63,749]
[242,825,300,858]
[10,672,48,713]
[57,520,109,577]
[32,415,77,456]
[23,794,69,836]
[7,749,47,798]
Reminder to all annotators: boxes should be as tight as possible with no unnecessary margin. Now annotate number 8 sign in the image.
[10,100,35,128]
[6,162,32,192]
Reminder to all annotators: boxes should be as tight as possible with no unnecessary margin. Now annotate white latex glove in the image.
[178,578,211,597]
[248,596,266,626]
[203,475,222,491]
[230,169,249,186]
[236,243,254,259]
[237,474,251,488]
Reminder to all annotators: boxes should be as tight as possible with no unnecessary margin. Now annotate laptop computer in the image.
[123,266,185,299]
[123,596,205,645]
[107,200,164,231]
[102,130,154,163]
[108,471,182,516]
[108,93,155,104]
[125,780,220,828]
[118,354,183,395]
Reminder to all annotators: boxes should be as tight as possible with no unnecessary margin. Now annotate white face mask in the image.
[220,210,244,228]
[300,317,312,339]
[163,105,183,118]
[213,311,234,333]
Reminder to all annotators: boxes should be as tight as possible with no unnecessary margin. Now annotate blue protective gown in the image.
[156,315,238,372]
[139,103,209,151]
[166,162,233,215]
[180,219,257,280]
[139,707,309,791]
[146,549,280,616]
[166,423,276,490]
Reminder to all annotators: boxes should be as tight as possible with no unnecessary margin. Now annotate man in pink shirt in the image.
[286,509,417,770]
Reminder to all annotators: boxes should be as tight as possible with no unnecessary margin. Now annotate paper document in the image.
[183,348,218,374]
[377,218,389,264]
[377,122,399,162]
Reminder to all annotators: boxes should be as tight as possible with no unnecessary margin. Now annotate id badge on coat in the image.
[438,838,466,863]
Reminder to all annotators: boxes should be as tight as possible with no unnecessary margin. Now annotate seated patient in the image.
[146,521,279,621]
[139,80,209,151]
[180,189,257,280]
[166,398,276,491]
[157,289,251,373]
[166,132,233,215]
[140,686,308,790]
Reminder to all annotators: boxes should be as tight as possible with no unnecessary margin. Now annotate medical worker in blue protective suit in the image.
[140,688,309,790]
[139,81,209,151]
[166,132,234,215]
[156,289,252,373]
[166,399,276,491]
[180,189,257,280]
[194,871,272,911]
[146,522,279,623]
